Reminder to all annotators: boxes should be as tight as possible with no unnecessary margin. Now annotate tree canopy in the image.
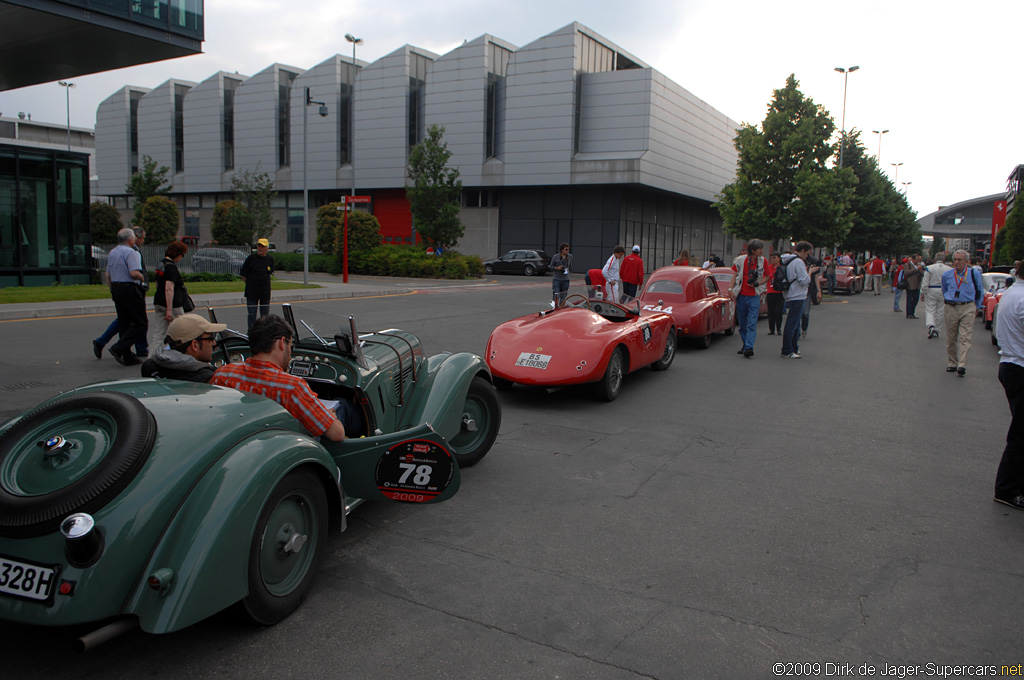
[210,200,252,245]
[138,196,179,243]
[125,155,172,224]
[715,75,851,250]
[315,203,383,257]
[406,124,464,250]
[836,130,921,256]
[230,166,278,243]
[90,201,122,242]
[996,205,1024,265]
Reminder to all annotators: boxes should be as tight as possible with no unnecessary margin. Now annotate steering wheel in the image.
[562,294,590,310]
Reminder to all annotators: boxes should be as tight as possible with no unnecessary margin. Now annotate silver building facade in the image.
[95,22,741,270]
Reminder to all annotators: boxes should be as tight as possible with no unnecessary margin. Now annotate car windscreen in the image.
[646,280,684,295]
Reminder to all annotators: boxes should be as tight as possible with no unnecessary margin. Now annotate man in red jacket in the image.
[620,245,645,303]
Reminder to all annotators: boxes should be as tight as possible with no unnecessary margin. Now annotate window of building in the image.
[174,83,189,173]
[287,208,304,243]
[339,61,356,166]
[0,121,14,139]
[185,209,200,237]
[485,42,512,160]
[407,53,430,152]
[129,89,144,175]
[223,77,239,171]
[278,71,297,167]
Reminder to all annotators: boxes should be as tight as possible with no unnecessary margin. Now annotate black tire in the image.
[447,377,501,467]
[695,332,712,349]
[595,348,625,402]
[241,468,328,625]
[523,264,536,276]
[484,264,494,275]
[651,331,676,371]
[724,324,735,337]
[0,392,156,538]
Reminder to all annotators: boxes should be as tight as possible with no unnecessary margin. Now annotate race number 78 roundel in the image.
[375,440,455,503]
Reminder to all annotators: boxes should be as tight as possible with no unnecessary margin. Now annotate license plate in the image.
[0,554,59,603]
[514,352,551,369]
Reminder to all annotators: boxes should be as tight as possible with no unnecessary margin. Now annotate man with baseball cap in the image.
[140,313,226,383]
[620,245,645,303]
[241,238,275,331]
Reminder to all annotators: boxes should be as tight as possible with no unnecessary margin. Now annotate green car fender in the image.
[124,429,342,634]
[401,352,491,440]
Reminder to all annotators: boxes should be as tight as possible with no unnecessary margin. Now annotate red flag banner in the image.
[992,200,1008,251]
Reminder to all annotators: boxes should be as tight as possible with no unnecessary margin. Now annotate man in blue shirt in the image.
[104,227,148,366]
[940,249,984,376]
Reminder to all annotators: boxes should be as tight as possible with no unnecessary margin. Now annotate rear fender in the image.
[401,352,490,439]
[125,431,342,634]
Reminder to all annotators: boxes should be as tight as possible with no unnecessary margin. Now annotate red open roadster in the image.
[485,296,676,401]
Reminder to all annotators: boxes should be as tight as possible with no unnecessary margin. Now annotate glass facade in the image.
[339,61,356,166]
[408,54,430,152]
[223,77,239,170]
[64,0,204,39]
[0,145,92,287]
[278,71,297,167]
[129,89,143,174]
[486,42,511,160]
[174,83,189,173]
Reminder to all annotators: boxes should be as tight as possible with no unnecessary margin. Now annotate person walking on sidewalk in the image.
[730,239,767,358]
[941,250,984,376]
[241,238,275,331]
[994,265,1024,510]
[921,257,952,339]
[103,227,148,366]
[781,242,818,359]
[549,242,573,306]
[904,254,924,319]
[866,255,886,295]
[765,252,784,335]
[620,245,645,303]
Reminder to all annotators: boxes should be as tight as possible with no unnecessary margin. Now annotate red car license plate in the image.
[0,554,58,602]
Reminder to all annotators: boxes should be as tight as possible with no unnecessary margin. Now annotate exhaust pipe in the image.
[75,616,138,652]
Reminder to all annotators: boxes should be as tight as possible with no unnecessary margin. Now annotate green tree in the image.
[209,200,253,245]
[126,155,172,223]
[998,205,1024,264]
[90,201,123,243]
[715,75,851,250]
[315,203,383,256]
[407,124,464,249]
[231,166,278,242]
[930,236,945,261]
[837,131,920,256]
[138,196,180,243]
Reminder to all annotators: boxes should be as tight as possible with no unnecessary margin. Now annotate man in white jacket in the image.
[921,257,952,339]
[601,245,625,303]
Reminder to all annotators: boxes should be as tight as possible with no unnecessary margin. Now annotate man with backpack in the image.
[941,249,984,376]
[780,242,818,359]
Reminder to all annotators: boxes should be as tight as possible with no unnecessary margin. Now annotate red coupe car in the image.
[820,265,864,294]
[485,296,676,401]
[638,266,736,349]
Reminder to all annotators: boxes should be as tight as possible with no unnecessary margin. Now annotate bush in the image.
[90,201,122,243]
[315,204,383,256]
[271,253,343,274]
[210,200,253,245]
[146,270,238,283]
[139,196,179,244]
[348,246,482,279]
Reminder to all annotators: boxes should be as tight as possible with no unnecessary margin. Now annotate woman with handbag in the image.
[151,241,189,348]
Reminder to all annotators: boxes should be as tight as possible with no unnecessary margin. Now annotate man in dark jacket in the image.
[241,238,275,331]
[141,314,226,383]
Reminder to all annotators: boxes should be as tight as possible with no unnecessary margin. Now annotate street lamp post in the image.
[890,162,903,186]
[344,33,363,198]
[834,66,859,169]
[58,81,75,151]
[901,181,912,198]
[871,129,889,165]
[302,86,328,286]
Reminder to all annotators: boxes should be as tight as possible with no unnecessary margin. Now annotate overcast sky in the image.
[1,0,1020,221]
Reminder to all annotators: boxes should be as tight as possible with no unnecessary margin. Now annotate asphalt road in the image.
[0,279,1020,679]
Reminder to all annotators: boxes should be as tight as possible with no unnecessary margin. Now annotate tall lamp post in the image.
[344,33,363,198]
[302,87,328,286]
[58,81,75,151]
[901,181,912,198]
[871,129,889,165]
[890,162,903,186]
[834,65,859,169]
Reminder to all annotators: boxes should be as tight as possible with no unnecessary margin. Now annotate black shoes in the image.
[995,495,1024,510]
[92,340,103,359]
[957,367,966,377]
[743,348,753,358]
[946,366,957,372]
[737,349,744,354]
[768,330,776,335]
[109,349,139,366]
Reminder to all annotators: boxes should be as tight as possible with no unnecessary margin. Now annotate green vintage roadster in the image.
[0,305,500,649]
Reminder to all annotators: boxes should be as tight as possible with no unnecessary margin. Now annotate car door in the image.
[703,274,729,332]
[495,252,515,274]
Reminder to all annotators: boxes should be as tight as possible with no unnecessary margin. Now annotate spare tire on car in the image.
[0,392,157,538]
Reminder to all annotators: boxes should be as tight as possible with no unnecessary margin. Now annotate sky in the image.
[1,0,1020,220]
